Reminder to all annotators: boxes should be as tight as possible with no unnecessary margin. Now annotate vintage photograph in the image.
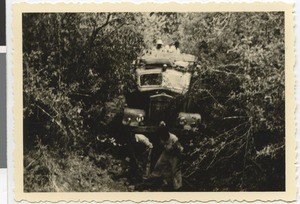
[13,2,295,202]
[22,11,286,192]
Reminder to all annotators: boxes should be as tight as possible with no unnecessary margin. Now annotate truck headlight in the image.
[136,114,144,123]
[179,116,187,126]
[125,117,131,125]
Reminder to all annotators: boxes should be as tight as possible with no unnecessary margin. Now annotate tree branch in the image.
[88,13,112,47]
[95,21,130,47]
[36,104,67,136]
[206,130,249,170]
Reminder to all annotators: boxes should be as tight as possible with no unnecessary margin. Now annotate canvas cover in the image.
[140,52,196,66]
[162,69,191,94]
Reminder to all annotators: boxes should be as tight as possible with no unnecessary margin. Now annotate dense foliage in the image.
[23,12,285,191]
[23,13,144,150]
[176,12,285,190]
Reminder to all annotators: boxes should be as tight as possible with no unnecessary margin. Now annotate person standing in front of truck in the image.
[150,122,184,190]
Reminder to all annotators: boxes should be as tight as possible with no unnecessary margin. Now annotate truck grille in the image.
[148,93,174,126]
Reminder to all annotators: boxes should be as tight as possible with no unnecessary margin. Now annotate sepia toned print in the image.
[13,2,295,202]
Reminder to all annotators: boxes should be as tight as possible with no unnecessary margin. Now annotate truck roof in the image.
[137,52,197,70]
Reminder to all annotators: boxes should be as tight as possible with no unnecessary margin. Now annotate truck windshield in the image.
[140,74,162,86]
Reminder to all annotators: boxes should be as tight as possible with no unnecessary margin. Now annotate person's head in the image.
[174,41,180,49]
[157,121,170,142]
[156,39,163,49]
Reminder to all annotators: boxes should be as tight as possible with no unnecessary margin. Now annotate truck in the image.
[122,51,201,135]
